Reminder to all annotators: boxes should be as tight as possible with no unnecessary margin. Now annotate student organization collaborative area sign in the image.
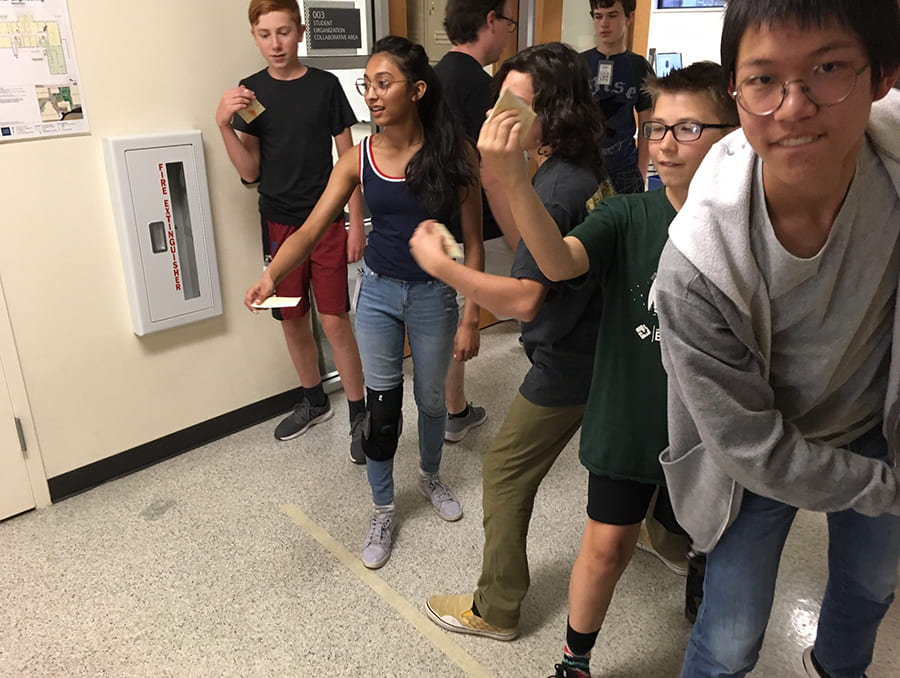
[301,1,370,57]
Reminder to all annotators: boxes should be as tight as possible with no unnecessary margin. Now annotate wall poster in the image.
[0,0,89,142]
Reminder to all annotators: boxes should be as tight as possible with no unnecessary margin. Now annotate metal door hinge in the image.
[14,417,26,454]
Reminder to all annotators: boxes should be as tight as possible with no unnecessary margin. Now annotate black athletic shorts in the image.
[586,472,684,534]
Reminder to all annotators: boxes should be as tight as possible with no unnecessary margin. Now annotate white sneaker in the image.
[361,507,394,569]
[418,472,463,521]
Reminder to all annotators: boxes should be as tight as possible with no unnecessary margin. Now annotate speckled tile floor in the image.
[1,323,898,677]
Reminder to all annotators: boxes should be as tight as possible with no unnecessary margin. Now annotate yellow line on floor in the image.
[282,504,496,678]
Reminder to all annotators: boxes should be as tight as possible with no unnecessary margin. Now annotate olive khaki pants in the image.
[474,393,585,628]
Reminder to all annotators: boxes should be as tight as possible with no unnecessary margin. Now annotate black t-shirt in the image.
[511,156,604,407]
[232,66,357,225]
[580,49,653,173]
[434,51,501,241]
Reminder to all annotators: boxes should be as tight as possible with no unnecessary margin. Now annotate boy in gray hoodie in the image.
[653,1,900,676]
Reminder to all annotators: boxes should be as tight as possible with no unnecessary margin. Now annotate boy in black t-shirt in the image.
[431,0,519,444]
[581,0,653,194]
[216,0,366,461]
[414,42,612,645]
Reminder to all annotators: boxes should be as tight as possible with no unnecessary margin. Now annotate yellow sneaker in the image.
[425,594,517,641]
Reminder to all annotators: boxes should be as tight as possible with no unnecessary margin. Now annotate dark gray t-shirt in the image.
[513,156,604,407]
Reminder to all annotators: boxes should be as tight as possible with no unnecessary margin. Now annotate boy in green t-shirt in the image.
[477,62,738,677]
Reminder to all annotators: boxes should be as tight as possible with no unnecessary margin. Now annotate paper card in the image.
[597,60,614,87]
[488,88,537,139]
[433,222,463,258]
[251,296,302,309]
[237,97,266,124]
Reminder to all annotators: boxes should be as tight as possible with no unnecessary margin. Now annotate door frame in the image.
[0,276,50,509]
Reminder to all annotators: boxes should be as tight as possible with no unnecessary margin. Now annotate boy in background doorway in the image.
[582,0,653,194]
[215,0,367,462]
[433,0,519,443]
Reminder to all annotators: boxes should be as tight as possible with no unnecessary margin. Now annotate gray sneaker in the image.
[444,403,487,442]
[349,412,366,465]
[274,398,333,441]
[361,508,394,569]
[418,473,463,521]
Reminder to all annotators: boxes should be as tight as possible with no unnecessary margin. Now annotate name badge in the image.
[597,60,614,87]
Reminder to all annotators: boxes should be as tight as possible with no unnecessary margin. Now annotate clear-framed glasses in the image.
[495,12,518,32]
[732,62,870,116]
[642,121,734,142]
[355,77,410,96]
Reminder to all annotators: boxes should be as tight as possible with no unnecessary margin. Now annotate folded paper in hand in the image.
[489,88,536,139]
[252,296,302,309]
[433,222,463,258]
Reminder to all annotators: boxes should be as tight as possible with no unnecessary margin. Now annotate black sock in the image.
[348,398,365,422]
[449,404,470,419]
[566,619,599,657]
[304,383,327,408]
[471,598,481,618]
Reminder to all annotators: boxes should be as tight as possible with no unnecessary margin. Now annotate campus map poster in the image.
[0,0,89,142]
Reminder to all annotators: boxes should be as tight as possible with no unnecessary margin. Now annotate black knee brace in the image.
[362,385,403,462]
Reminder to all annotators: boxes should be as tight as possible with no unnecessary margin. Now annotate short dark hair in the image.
[492,42,607,182]
[590,0,636,15]
[444,0,506,45]
[643,61,740,127]
[721,0,900,89]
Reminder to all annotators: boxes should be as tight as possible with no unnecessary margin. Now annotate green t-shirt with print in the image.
[569,187,676,484]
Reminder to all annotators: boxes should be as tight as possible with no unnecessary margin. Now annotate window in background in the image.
[654,52,682,77]
[657,0,725,8]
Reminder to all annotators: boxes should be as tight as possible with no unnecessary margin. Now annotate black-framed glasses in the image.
[642,121,734,142]
[732,63,870,116]
[355,77,411,96]
[495,12,518,32]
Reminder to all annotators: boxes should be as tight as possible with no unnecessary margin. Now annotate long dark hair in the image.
[492,42,607,182]
[370,36,477,215]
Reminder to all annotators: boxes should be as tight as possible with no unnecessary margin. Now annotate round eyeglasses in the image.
[642,121,734,142]
[732,63,870,116]
[355,77,411,96]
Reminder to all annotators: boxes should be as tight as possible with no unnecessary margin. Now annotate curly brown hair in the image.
[492,42,607,182]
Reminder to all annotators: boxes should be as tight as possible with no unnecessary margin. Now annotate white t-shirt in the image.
[750,137,900,444]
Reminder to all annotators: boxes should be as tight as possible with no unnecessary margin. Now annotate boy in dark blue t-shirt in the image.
[581,0,653,194]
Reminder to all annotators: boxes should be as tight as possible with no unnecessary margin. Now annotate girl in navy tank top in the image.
[246,36,481,570]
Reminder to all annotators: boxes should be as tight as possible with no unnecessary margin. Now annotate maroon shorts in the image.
[263,216,349,320]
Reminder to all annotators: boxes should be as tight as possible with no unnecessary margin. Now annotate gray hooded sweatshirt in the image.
[654,89,900,553]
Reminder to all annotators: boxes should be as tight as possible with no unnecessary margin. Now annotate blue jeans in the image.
[354,264,458,506]
[681,426,900,678]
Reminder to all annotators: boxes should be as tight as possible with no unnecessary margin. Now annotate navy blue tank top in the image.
[360,136,435,281]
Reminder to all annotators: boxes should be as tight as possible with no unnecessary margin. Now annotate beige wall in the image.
[561,0,596,53]
[1,1,302,478]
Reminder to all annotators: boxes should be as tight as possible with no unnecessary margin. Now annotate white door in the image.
[0,351,34,520]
